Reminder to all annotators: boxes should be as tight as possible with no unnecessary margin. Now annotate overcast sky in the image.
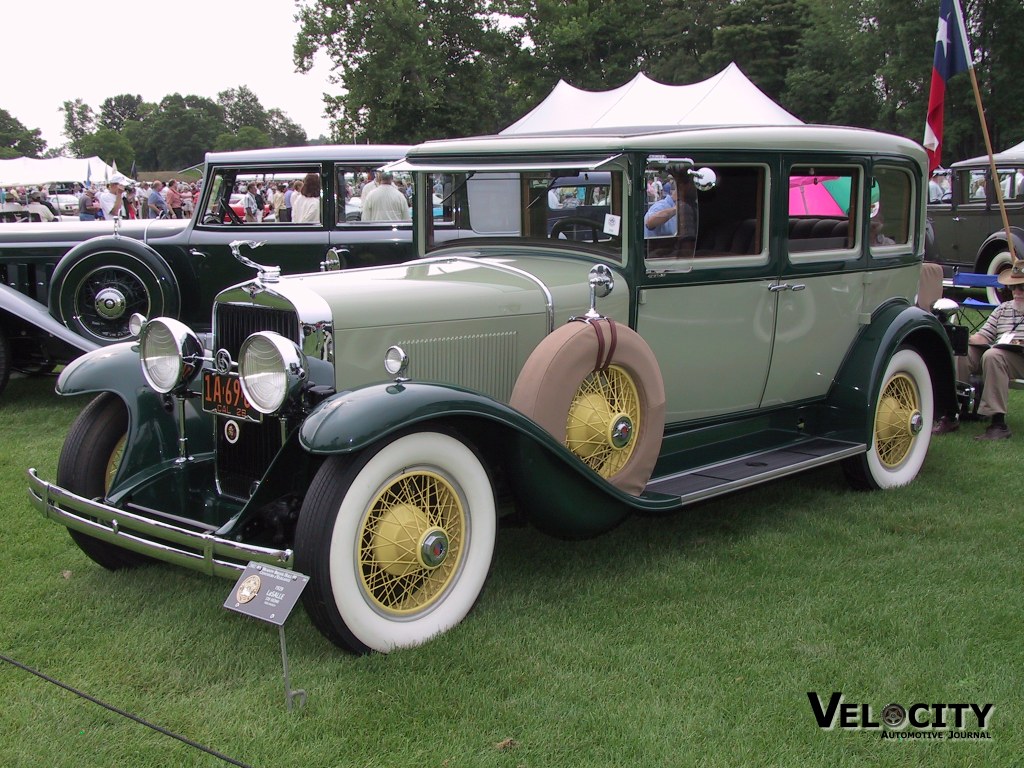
[3,1,334,150]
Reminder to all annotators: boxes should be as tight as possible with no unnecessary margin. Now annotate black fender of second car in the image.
[0,283,99,354]
[826,299,957,438]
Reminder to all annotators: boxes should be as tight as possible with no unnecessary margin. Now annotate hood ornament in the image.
[229,240,280,283]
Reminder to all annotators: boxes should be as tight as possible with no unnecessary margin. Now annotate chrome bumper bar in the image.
[27,468,293,578]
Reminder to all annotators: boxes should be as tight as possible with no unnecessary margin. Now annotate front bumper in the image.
[27,468,293,578]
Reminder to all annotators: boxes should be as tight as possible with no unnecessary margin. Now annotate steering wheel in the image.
[222,202,244,225]
[550,216,604,243]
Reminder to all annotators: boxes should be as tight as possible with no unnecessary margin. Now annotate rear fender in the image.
[827,302,956,439]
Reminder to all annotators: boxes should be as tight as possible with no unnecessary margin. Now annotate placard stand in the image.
[278,625,307,711]
[225,563,311,712]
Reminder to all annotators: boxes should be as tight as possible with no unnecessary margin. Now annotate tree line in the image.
[0,86,307,172]
[295,0,1024,163]
[3,0,1023,171]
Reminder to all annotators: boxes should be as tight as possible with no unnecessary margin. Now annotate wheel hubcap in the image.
[359,470,465,615]
[94,287,127,320]
[565,365,641,478]
[875,372,921,468]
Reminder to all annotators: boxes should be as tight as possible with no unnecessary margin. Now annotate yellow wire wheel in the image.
[358,469,465,616]
[565,364,641,477]
[873,371,922,469]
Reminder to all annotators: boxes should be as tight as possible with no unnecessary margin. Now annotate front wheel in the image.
[984,248,1014,305]
[57,393,151,569]
[842,348,933,490]
[296,430,497,654]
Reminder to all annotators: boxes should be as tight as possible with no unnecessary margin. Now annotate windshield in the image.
[423,167,625,262]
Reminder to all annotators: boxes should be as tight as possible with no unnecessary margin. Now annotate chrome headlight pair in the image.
[139,317,306,414]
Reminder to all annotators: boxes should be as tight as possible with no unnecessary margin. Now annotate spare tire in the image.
[49,237,180,345]
[510,318,665,495]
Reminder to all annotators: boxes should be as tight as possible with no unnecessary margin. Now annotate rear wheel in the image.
[58,394,151,569]
[842,348,933,490]
[296,430,496,654]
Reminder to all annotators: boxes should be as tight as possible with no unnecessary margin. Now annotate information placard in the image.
[224,563,309,627]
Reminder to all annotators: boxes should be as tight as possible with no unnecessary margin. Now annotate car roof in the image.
[405,124,926,166]
[204,144,411,165]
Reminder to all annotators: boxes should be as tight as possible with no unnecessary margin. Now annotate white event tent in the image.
[501,63,802,135]
[0,156,131,186]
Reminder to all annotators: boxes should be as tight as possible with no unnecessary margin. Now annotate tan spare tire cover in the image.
[510,318,665,495]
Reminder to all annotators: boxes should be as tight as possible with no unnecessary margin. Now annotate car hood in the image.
[0,218,188,246]
[254,249,629,329]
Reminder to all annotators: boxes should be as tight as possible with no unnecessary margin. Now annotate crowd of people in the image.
[0,176,203,222]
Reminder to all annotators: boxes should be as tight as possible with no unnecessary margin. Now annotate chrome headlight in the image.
[139,318,203,393]
[238,332,308,414]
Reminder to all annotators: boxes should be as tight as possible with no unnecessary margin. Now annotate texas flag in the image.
[923,0,972,173]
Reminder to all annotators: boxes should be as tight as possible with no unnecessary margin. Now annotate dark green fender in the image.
[55,342,215,496]
[826,300,956,441]
[298,381,673,538]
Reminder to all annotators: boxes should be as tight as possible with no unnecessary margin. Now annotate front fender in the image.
[57,342,214,484]
[299,381,546,454]
[827,301,956,439]
[0,283,99,354]
[298,381,673,537]
[979,226,1024,261]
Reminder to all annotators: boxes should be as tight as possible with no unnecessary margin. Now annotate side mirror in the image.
[691,167,717,192]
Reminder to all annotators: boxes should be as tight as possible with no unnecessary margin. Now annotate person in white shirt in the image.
[362,173,411,221]
[99,174,130,220]
[290,173,322,223]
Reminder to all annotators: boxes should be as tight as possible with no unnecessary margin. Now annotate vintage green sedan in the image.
[29,124,958,653]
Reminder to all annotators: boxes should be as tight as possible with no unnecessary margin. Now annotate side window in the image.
[870,166,914,254]
[787,165,858,258]
[197,165,320,226]
[421,167,624,263]
[337,167,413,225]
[965,169,988,202]
[644,162,766,267]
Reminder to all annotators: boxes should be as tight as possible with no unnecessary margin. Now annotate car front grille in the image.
[214,303,300,357]
[212,303,300,499]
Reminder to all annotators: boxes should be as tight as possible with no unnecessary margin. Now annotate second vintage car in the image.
[0,144,413,395]
[926,138,1024,303]
[29,123,957,654]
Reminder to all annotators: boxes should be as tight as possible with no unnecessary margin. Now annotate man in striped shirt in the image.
[934,259,1024,439]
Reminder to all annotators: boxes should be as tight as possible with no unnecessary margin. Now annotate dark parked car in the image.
[925,140,1024,304]
[0,145,412,394]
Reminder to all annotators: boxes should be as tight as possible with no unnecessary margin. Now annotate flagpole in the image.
[966,66,1018,262]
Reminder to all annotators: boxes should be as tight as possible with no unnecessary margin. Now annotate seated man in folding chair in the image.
[934,259,1024,440]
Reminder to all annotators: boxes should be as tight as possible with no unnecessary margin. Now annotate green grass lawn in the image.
[1,374,1020,767]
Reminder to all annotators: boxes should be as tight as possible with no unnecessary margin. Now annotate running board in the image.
[644,437,865,506]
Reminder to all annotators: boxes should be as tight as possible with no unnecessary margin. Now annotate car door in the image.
[929,167,998,270]
[761,161,920,406]
[634,161,777,423]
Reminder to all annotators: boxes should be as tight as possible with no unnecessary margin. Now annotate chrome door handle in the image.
[769,283,806,292]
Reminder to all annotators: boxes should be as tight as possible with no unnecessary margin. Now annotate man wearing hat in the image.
[99,174,130,220]
[26,190,55,222]
[934,258,1024,439]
